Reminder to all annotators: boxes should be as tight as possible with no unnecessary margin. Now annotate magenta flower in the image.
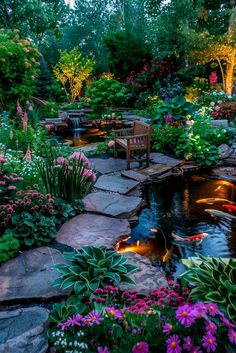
[23,112,28,132]
[97,346,109,353]
[176,304,197,327]
[0,155,7,164]
[163,323,173,334]
[183,336,192,351]
[228,329,236,344]
[166,335,182,353]
[194,302,208,318]
[28,105,33,111]
[108,140,115,148]
[132,341,149,353]
[106,307,123,320]
[83,310,103,326]
[220,314,235,328]
[202,332,217,352]
[206,321,217,334]
[54,156,68,165]
[206,303,219,317]
[191,347,202,353]
[166,115,173,124]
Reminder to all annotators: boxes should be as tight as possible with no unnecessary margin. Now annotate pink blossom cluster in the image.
[125,59,158,91]
[209,71,218,84]
[0,171,24,199]
[210,100,223,118]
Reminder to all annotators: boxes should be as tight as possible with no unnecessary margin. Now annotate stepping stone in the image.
[121,170,148,182]
[139,164,171,177]
[56,214,131,249]
[118,252,167,295]
[84,191,143,218]
[0,247,70,304]
[90,157,138,174]
[150,153,182,167]
[0,307,48,353]
[95,175,139,194]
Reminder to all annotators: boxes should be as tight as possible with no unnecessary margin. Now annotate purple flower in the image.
[220,314,235,328]
[163,323,173,334]
[176,304,197,327]
[58,313,83,330]
[83,310,103,326]
[190,347,202,353]
[194,302,208,318]
[166,115,173,124]
[205,321,217,334]
[202,332,217,352]
[183,336,192,351]
[106,307,123,320]
[98,346,109,353]
[228,329,236,345]
[166,334,182,353]
[206,303,219,317]
[132,341,149,353]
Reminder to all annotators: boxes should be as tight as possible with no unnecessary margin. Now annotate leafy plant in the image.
[11,211,57,247]
[52,246,138,298]
[36,147,95,203]
[85,77,127,115]
[0,232,20,263]
[181,254,236,322]
[153,95,194,124]
[53,48,94,102]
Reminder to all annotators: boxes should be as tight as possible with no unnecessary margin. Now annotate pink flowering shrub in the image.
[48,282,235,352]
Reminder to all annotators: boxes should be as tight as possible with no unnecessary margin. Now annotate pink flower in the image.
[45,124,55,132]
[28,105,33,111]
[8,185,16,190]
[108,140,115,148]
[69,151,91,167]
[209,72,218,83]
[210,102,215,107]
[214,105,221,111]
[0,181,5,185]
[16,104,22,115]
[23,146,32,161]
[0,155,7,164]
[218,100,223,105]
[132,341,149,353]
[166,115,173,124]
[82,168,96,182]
[55,157,68,165]
[143,65,148,70]
[23,112,28,132]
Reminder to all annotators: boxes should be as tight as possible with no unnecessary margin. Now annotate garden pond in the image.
[63,127,107,147]
[116,175,236,279]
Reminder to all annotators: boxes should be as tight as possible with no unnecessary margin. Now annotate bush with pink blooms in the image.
[48,281,236,353]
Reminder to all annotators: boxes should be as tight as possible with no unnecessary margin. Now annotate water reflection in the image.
[116,176,236,278]
[63,128,107,147]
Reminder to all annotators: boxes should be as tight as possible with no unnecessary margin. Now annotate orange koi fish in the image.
[223,204,236,212]
[171,232,209,242]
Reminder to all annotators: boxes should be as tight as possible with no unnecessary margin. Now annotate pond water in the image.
[116,175,236,279]
[63,127,107,147]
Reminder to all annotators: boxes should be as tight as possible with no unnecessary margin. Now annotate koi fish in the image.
[196,198,234,205]
[171,232,209,242]
[204,209,236,220]
[223,204,236,212]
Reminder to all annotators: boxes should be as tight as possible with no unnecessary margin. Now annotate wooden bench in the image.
[114,120,152,170]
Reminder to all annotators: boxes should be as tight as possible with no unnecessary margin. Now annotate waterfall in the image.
[69,116,81,129]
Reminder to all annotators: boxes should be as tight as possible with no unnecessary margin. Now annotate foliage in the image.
[36,147,95,203]
[0,232,20,263]
[11,211,57,247]
[159,75,185,100]
[182,254,236,322]
[0,30,41,111]
[195,90,236,107]
[42,101,60,119]
[34,56,53,100]
[48,281,236,353]
[153,96,194,125]
[53,48,94,103]
[85,77,127,115]
[52,246,138,298]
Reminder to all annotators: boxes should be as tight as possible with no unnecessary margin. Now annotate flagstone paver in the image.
[90,157,138,174]
[0,247,71,304]
[0,307,49,353]
[56,213,131,249]
[94,175,140,194]
[84,191,144,218]
[150,152,182,167]
[121,170,149,182]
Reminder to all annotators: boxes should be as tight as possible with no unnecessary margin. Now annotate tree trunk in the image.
[225,62,234,95]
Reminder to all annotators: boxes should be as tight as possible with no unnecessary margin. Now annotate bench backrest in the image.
[133,120,151,137]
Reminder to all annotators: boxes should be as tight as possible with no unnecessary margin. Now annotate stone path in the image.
[94,175,140,194]
[90,157,138,174]
[84,191,144,218]
[0,307,49,353]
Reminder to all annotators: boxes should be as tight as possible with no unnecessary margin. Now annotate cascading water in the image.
[69,115,81,129]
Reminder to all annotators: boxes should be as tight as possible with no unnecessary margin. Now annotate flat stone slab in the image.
[0,247,70,304]
[90,157,138,174]
[150,153,182,167]
[56,214,131,249]
[95,175,139,194]
[119,252,167,295]
[0,307,48,353]
[139,164,171,177]
[84,191,143,218]
[121,170,148,182]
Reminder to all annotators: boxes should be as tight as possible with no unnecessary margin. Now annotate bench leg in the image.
[114,142,118,158]
[126,149,130,170]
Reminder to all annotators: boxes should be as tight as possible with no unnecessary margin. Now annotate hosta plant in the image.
[0,232,20,263]
[181,254,236,322]
[52,246,138,298]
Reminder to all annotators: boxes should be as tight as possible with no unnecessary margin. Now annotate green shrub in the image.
[85,77,127,115]
[182,254,236,323]
[53,246,138,298]
[153,96,194,124]
[0,232,20,263]
[11,211,57,247]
